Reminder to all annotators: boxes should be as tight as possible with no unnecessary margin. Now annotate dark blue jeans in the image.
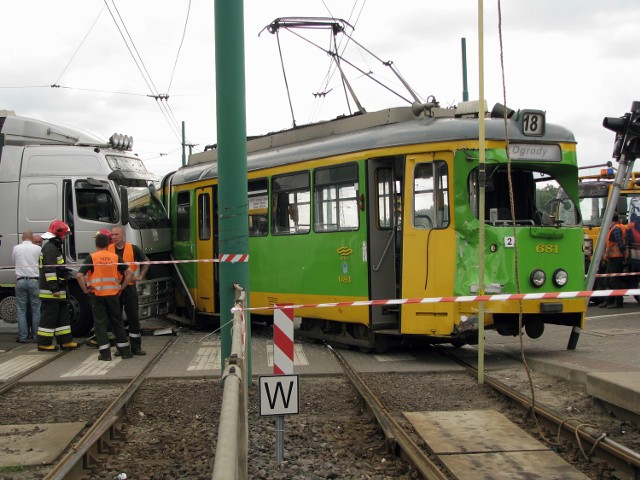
[15,278,40,341]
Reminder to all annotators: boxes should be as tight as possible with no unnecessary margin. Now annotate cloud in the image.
[2,0,640,176]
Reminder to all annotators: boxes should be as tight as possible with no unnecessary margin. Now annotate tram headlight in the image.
[529,269,546,288]
[552,269,568,287]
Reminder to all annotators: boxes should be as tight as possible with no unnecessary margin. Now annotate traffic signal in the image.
[603,101,640,160]
[603,115,628,160]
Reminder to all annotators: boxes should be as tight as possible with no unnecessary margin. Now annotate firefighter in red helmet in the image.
[37,220,80,351]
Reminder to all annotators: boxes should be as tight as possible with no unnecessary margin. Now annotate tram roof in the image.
[171,105,576,185]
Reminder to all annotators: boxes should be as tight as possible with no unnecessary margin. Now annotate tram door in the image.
[367,157,401,331]
[195,187,216,314]
[401,153,456,335]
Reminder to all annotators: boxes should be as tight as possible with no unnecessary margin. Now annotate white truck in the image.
[0,111,173,335]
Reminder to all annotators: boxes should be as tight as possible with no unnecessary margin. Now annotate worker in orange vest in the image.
[600,213,625,309]
[109,225,150,356]
[76,233,133,361]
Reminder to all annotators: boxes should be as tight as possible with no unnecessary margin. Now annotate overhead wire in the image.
[313,0,368,121]
[53,5,106,87]
[497,0,557,448]
[280,27,413,105]
[166,0,192,95]
[102,0,182,140]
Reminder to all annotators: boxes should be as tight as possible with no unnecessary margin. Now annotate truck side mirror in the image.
[120,186,129,225]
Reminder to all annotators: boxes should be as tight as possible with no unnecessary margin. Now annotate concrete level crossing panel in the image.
[404,410,588,479]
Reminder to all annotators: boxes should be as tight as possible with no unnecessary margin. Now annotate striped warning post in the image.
[273,305,294,375]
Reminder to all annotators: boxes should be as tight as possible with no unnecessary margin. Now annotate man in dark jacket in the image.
[37,220,80,351]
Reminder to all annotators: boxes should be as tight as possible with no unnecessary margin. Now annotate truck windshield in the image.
[579,194,607,227]
[113,179,170,229]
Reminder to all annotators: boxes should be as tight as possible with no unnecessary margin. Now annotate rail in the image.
[212,284,249,480]
[44,335,178,479]
[328,345,449,480]
[443,349,640,479]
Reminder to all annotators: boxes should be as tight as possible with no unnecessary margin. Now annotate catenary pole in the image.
[214,0,251,374]
[461,38,469,102]
[477,0,486,384]
[181,120,186,167]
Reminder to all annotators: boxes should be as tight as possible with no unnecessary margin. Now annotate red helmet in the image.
[48,219,70,239]
[95,229,113,244]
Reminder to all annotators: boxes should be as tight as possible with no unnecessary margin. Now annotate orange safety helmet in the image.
[48,219,70,239]
[95,229,113,244]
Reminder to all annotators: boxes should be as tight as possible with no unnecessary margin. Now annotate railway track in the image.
[328,344,448,479]
[44,336,178,479]
[0,337,185,479]
[2,328,639,479]
[444,347,640,480]
[327,342,640,479]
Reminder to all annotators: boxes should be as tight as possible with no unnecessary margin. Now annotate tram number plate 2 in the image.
[504,236,515,248]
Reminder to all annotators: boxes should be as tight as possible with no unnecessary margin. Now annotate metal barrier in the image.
[212,284,248,480]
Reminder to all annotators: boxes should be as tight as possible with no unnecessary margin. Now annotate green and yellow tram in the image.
[163,101,585,351]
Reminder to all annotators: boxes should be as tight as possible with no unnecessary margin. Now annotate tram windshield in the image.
[469,166,580,227]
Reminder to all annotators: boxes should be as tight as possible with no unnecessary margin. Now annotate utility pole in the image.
[181,121,186,167]
[214,0,251,373]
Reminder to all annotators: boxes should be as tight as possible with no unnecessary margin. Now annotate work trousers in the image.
[605,256,625,306]
[37,298,73,347]
[89,294,130,356]
[121,284,142,350]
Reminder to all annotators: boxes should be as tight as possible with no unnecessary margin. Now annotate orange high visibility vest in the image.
[628,223,640,260]
[109,243,137,285]
[605,224,624,259]
[87,251,121,296]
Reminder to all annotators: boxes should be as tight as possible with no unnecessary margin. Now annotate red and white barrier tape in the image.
[0,254,249,271]
[244,288,640,311]
[595,271,640,277]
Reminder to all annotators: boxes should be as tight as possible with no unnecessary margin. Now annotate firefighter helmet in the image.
[48,219,70,239]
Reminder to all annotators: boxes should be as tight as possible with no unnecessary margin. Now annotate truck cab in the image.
[0,111,173,335]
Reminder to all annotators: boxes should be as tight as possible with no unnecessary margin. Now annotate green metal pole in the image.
[214,0,251,376]
[181,121,186,167]
[461,38,469,102]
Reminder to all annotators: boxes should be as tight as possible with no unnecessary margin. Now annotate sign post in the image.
[259,305,296,462]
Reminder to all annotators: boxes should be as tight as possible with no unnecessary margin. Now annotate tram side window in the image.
[413,162,449,229]
[314,163,359,232]
[377,168,393,229]
[176,191,190,242]
[271,172,310,235]
[249,178,269,237]
[198,193,210,241]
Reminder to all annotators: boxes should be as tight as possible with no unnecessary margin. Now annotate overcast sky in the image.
[2,1,639,177]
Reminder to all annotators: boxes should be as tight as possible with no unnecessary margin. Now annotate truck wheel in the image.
[67,283,93,336]
[0,295,18,324]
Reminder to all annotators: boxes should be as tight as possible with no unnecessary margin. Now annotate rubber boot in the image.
[116,346,133,359]
[130,337,146,356]
[98,348,112,361]
[85,336,99,348]
[61,341,81,351]
[38,344,59,352]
